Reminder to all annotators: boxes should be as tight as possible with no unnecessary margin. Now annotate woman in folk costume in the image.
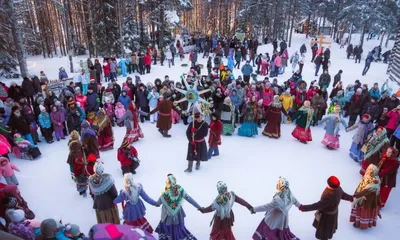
[208,112,222,160]
[220,97,235,136]
[291,100,314,144]
[113,173,158,233]
[93,108,114,151]
[81,120,100,159]
[154,174,202,240]
[200,181,253,240]
[319,105,347,150]
[377,147,399,207]
[238,96,260,137]
[346,114,375,162]
[350,164,381,229]
[262,95,287,138]
[67,130,88,196]
[299,176,353,240]
[117,101,144,143]
[88,162,120,224]
[252,177,300,240]
[360,127,390,175]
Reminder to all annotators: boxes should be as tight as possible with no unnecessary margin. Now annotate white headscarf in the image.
[124,173,140,204]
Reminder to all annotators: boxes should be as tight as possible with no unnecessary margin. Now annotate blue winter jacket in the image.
[56,228,83,240]
[78,107,86,122]
[227,56,234,71]
[393,124,400,139]
[319,114,347,136]
[38,112,52,128]
[369,89,381,99]
[118,94,131,110]
[59,71,68,79]
[230,90,242,111]
[344,90,354,103]
[147,92,159,108]
[86,92,100,112]
[241,64,253,76]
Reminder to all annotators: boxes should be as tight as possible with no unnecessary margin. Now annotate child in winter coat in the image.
[0,157,19,185]
[50,105,65,141]
[260,57,269,76]
[38,105,54,143]
[117,139,140,175]
[13,133,35,160]
[56,223,85,240]
[103,98,115,126]
[114,102,126,127]
[6,209,37,239]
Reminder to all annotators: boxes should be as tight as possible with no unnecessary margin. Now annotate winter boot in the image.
[158,128,164,136]
[184,161,193,173]
[195,161,201,170]
[163,130,171,138]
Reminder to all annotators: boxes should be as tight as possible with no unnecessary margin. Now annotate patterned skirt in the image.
[98,135,114,151]
[155,220,197,240]
[321,133,340,149]
[125,126,144,143]
[124,217,153,234]
[95,205,120,224]
[350,206,380,230]
[252,220,299,240]
[291,126,312,142]
[238,122,258,137]
[349,142,364,162]
[222,123,235,135]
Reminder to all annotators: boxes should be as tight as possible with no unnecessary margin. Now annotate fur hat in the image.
[327,176,340,189]
[39,105,46,112]
[94,162,104,175]
[40,219,58,238]
[6,209,25,223]
[65,224,81,237]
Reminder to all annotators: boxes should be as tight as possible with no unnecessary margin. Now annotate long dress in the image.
[253,194,300,240]
[67,139,88,194]
[319,114,347,150]
[377,152,399,207]
[220,103,235,135]
[347,120,374,162]
[203,192,252,240]
[350,165,381,229]
[262,105,286,138]
[113,184,157,233]
[94,113,114,151]
[81,128,100,159]
[302,187,353,240]
[117,102,144,143]
[291,107,314,142]
[155,187,201,240]
[238,102,259,137]
[360,129,390,175]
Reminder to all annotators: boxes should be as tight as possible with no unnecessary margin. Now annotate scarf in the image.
[89,173,114,196]
[299,106,314,129]
[353,165,380,208]
[364,129,389,159]
[270,95,282,108]
[161,175,185,216]
[212,181,235,220]
[124,176,140,205]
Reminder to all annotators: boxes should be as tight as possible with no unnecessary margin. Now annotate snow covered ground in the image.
[3,33,400,239]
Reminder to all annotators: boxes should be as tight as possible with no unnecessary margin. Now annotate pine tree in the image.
[123,16,141,52]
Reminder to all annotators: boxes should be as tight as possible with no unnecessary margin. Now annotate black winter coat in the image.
[314,56,323,65]
[186,120,209,161]
[135,90,148,108]
[324,49,331,60]
[112,84,121,102]
[67,107,82,131]
[383,98,399,112]
[359,90,371,109]
[300,44,307,54]
[21,79,35,97]
[349,94,363,115]
[362,102,380,120]
[92,182,118,211]
[333,73,341,87]
[8,85,23,101]
[32,76,42,94]
[8,114,31,135]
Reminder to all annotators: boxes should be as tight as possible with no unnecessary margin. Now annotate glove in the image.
[191,127,196,133]
[350,196,354,202]
[298,204,304,211]
[190,141,196,146]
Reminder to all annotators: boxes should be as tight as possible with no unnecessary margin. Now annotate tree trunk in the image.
[6,0,29,77]
[289,0,297,47]
[159,0,165,50]
[385,33,390,48]
[380,32,385,46]
[360,22,367,47]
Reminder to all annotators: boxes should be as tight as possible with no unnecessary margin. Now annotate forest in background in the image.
[0,0,399,77]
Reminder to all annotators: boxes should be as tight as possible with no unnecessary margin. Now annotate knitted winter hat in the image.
[327,176,340,189]
[65,224,81,237]
[40,219,57,238]
[121,139,130,148]
[362,114,371,120]
[94,162,104,175]
[6,209,25,223]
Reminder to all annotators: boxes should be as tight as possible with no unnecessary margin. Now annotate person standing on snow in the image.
[362,51,374,76]
[241,61,253,83]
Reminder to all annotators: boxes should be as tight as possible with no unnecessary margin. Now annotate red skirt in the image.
[98,135,114,151]
[124,217,153,234]
[359,160,369,176]
[210,224,235,240]
[321,133,340,149]
[291,126,312,142]
[350,206,379,229]
[125,126,144,143]
[380,186,392,207]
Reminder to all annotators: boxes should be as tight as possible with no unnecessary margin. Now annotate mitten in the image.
[190,141,196,146]
[299,204,304,211]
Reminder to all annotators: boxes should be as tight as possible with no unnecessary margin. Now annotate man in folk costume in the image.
[299,176,353,240]
[149,92,182,138]
[377,147,399,207]
[200,181,253,240]
[291,100,314,144]
[185,111,209,172]
[88,162,120,224]
[154,174,201,240]
[350,164,382,229]
[251,177,300,240]
[93,108,114,151]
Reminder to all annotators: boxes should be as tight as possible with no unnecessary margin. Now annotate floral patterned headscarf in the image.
[356,164,380,193]
[364,128,389,159]
[212,181,234,220]
[274,177,293,203]
[162,174,185,216]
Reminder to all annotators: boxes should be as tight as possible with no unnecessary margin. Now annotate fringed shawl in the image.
[212,191,235,220]
[364,129,389,159]
[89,173,114,196]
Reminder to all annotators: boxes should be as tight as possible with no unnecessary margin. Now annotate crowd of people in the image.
[0,33,398,240]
